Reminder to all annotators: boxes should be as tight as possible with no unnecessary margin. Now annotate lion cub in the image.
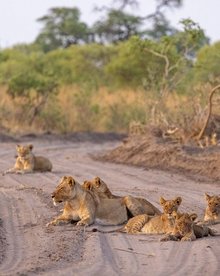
[119,196,182,234]
[203,193,220,224]
[161,211,216,242]
[83,177,161,216]
[47,176,129,227]
[3,144,52,174]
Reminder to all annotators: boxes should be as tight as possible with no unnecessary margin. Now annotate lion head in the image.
[172,211,197,237]
[159,196,182,217]
[83,177,114,199]
[16,144,33,158]
[205,193,220,216]
[51,176,78,206]
[82,180,93,191]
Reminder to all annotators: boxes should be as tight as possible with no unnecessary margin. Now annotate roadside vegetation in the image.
[0,0,219,135]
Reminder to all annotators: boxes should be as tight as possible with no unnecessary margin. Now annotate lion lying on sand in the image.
[47,176,132,227]
[3,144,52,174]
[83,176,161,216]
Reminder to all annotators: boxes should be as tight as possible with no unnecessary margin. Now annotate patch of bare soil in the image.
[102,127,220,182]
[0,218,6,265]
[0,134,220,275]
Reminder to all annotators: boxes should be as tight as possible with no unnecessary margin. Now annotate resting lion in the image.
[47,176,130,227]
[161,211,216,241]
[83,177,161,216]
[96,196,182,234]
[203,193,220,225]
[3,144,52,174]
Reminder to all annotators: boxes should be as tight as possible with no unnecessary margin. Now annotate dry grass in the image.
[1,85,219,135]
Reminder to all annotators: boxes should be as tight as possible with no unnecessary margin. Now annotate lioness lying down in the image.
[161,211,216,242]
[93,196,182,234]
[3,144,52,174]
[47,176,131,227]
[83,176,161,216]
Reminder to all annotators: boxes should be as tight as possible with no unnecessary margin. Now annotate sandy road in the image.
[0,139,220,276]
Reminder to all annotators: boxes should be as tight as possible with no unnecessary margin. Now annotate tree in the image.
[6,53,58,125]
[95,0,183,40]
[35,7,89,52]
[8,73,57,126]
[92,9,144,44]
[105,19,207,94]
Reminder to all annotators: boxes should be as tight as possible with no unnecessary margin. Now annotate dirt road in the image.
[0,138,220,275]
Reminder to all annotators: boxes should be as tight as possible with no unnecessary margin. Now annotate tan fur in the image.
[47,176,128,227]
[83,177,161,216]
[203,193,220,224]
[119,196,182,234]
[82,178,116,199]
[161,211,216,241]
[3,144,52,174]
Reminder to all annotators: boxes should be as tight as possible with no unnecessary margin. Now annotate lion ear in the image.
[16,144,21,149]
[95,177,101,186]
[28,144,33,151]
[159,197,166,206]
[205,193,211,201]
[83,181,92,190]
[68,176,75,187]
[175,197,182,205]
[190,213,198,221]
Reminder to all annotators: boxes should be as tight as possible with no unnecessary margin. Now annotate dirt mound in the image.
[102,127,220,182]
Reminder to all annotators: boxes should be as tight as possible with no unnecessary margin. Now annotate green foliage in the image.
[105,34,194,93]
[191,42,220,85]
[8,72,57,98]
[35,7,89,52]
[44,44,115,87]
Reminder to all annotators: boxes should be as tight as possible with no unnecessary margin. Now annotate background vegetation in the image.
[0,0,219,134]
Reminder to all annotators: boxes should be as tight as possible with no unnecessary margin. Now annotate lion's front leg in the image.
[3,159,25,175]
[46,213,73,227]
[77,206,95,226]
[2,167,17,175]
[16,168,33,174]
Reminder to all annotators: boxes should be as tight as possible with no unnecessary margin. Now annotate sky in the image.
[0,0,220,48]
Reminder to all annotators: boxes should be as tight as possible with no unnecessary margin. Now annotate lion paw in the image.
[160,234,178,242]
[46,222,52,227]
[76,220,89,226]
[181,236,192,241]
[46,221,56,227]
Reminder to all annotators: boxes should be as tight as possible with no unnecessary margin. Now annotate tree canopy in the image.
[34,0,186,51]
[35,7,90,52]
